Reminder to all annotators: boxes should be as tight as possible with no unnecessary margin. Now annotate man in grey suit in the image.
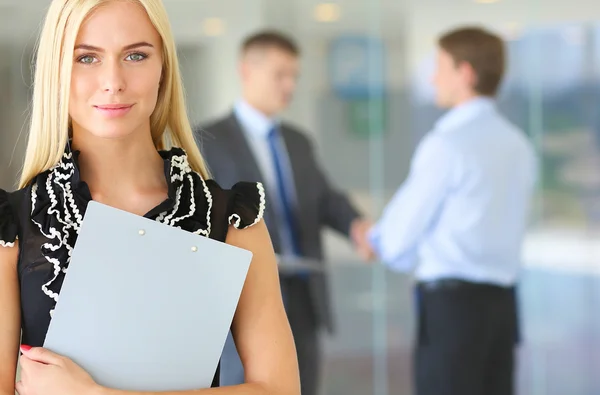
[197,30,372,395]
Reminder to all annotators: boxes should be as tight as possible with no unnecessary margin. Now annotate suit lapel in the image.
[225,113,282,247]
[222,113,263,182]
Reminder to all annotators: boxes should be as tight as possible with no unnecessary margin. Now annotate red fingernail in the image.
[20,345,31,352]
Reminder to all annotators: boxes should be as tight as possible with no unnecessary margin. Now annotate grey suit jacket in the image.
[196,113,361,332]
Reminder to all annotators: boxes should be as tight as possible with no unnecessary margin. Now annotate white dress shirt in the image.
[369,97,538,286]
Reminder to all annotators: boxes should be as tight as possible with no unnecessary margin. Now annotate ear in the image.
[459,61,477,89]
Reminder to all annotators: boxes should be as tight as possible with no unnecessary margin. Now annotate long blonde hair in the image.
[19,0,209,188]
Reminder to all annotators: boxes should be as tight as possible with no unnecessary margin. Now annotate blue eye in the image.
[78,55,96,64]
[126,53,147,62]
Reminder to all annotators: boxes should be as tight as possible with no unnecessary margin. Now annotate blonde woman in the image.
[0,1,300,394]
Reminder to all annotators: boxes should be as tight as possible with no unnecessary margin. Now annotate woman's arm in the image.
[223,220,300,394]
[19,221,300,395]
[0,243,21,395]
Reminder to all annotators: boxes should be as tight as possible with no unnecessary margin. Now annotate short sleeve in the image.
[227,182,266,230]
[0,189,18,248]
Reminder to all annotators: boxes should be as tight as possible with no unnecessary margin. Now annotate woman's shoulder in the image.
[0,164,70,249]
[158,147,266,238]
[203,178,267,232]
[0,185,32,248]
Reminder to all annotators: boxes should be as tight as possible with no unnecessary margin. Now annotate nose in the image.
[101,59,126,94]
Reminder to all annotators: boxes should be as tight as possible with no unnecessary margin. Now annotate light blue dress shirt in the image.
[368,97,538,286]
[233,100,298,257]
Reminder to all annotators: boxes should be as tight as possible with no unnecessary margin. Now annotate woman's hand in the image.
[16,345,100,395]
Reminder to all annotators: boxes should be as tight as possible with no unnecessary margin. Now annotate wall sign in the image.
[328,35,387,99]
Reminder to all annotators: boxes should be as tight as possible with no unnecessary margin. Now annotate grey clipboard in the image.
[43,201,253,391]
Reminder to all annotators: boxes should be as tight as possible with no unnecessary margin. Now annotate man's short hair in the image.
[241,30,300,56]
[438,26,505,96]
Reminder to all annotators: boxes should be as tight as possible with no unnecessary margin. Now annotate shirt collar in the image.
[434,96,496,133]
[233,99,279,139]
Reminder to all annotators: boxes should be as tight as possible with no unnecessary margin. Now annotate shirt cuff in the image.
[367,224,383,258]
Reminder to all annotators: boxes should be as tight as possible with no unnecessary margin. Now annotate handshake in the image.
[349,218,377,262]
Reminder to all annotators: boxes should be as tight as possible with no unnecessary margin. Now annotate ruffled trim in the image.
[0,240,16,248]
[30,155,81,303]
[30,146,213,316]
[0,189,18,248]
[154,149,213,237]
[228,182,266,229]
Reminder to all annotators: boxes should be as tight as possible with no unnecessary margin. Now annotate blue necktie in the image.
[267,126,302,257]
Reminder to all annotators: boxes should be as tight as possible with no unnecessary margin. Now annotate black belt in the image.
[417,278,513,292]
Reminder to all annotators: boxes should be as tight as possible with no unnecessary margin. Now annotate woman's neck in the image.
[71,131,168,214]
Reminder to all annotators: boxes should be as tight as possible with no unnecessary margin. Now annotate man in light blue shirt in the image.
[366,27,537,395]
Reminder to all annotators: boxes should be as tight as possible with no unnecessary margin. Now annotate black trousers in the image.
[414,280,519,395]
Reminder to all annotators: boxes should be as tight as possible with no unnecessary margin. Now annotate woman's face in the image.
[69,0,163,141]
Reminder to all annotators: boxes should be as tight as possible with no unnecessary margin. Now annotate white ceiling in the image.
[2,0,600,43]
[0,0,406,35]
[0,0,404,44]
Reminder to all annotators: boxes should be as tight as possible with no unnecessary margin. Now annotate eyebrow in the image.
[74,41,154,52]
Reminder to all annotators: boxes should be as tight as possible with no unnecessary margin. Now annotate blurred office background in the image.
[2,0,600,394]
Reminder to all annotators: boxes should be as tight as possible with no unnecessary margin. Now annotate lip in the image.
[94,104,134,118]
